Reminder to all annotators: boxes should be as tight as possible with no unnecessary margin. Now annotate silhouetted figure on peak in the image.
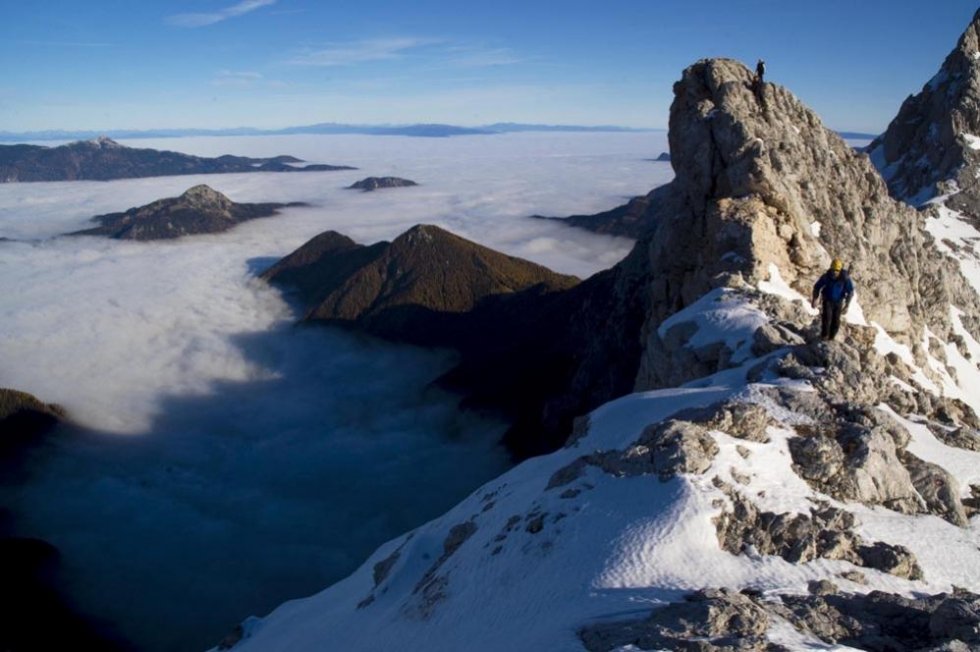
[756,59,766,83]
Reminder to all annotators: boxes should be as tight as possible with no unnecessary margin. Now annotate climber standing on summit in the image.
[753,59,766,103]
[812,259,854,341]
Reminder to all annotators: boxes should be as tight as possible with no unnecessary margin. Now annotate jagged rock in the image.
[547,419,718,486]
[870,9,980,212]
[639,420,719,479]
[964,485,980,517]
[838,570,868,585]
[714,492,861,564]
[628,58,980,391]
[789,413,924,515]
[346,176,418,192]
[372,550,400,587]
[69,185,306,240]
[406,522,477,619]
[714,490,921,578]
[674,400,773,443]
[929,591,980,642]
[901,452,969,526]
[808,580,838,596]
[773,589,980,651]
[750,321,804,356]
[579,588,772,652]
[857,542,924,580]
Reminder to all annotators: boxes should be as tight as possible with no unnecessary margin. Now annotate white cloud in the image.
[288,37,437,66]
[0,131,670,651]
[286,38,526,69]
[168,0,277,28]
[211,69,264,87]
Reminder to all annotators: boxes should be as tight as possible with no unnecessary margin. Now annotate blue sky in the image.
[1,0,977,133]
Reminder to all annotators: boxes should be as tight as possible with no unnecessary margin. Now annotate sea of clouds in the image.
[0,131,672,651]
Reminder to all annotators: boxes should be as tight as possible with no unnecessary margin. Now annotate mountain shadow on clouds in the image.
[0,402,135,652]
[0,322,509,652]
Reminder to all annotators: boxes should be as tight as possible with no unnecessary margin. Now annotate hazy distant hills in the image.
[70,184,304,240]
[0,122,654,143]
[0,136,354,182]
[0,123,878,144]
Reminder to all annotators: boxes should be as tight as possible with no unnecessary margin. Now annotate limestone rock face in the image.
[870,9,980,211]
[579,588,770,652]
[628,58,980,389]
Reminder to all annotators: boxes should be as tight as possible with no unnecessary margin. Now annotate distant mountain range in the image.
[0,122,653,142]
[0,123,879,143]
[0,136,353,182]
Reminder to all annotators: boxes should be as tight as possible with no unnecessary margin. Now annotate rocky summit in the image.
[0,137,355,183]
[346,176,419,191]
[625,56,980,389]
[870,9,980,211]
[70,184,306,240]
[227,51,980,652]
[870,9,980,304]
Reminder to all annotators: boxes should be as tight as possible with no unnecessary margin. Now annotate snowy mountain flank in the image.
[223,49,980,652]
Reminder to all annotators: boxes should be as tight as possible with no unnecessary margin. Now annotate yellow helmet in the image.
[831,258,843,272]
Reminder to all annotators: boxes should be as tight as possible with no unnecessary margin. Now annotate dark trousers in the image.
[821,299,843,340]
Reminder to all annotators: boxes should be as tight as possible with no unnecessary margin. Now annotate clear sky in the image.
[1,0,977,133]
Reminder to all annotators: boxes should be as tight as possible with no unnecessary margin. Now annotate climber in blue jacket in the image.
[812,259,854,341]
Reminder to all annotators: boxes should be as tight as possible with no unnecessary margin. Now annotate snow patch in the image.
[758,263,816,317]
[964,133,980,150]
[657,288,769,365]
[924,204,980,295]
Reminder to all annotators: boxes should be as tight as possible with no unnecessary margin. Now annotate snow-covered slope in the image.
[220,56,980,651]
[220,289,980,651]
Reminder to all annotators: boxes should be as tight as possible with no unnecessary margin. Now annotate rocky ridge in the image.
[0,137,355,183]
[222,54,980,652]
[531,194,657,238]
[870,9,980,211]
[69,184,306,240]
[869,10,980,302]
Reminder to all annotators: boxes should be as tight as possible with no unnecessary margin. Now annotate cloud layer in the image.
[0,131,671,651]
